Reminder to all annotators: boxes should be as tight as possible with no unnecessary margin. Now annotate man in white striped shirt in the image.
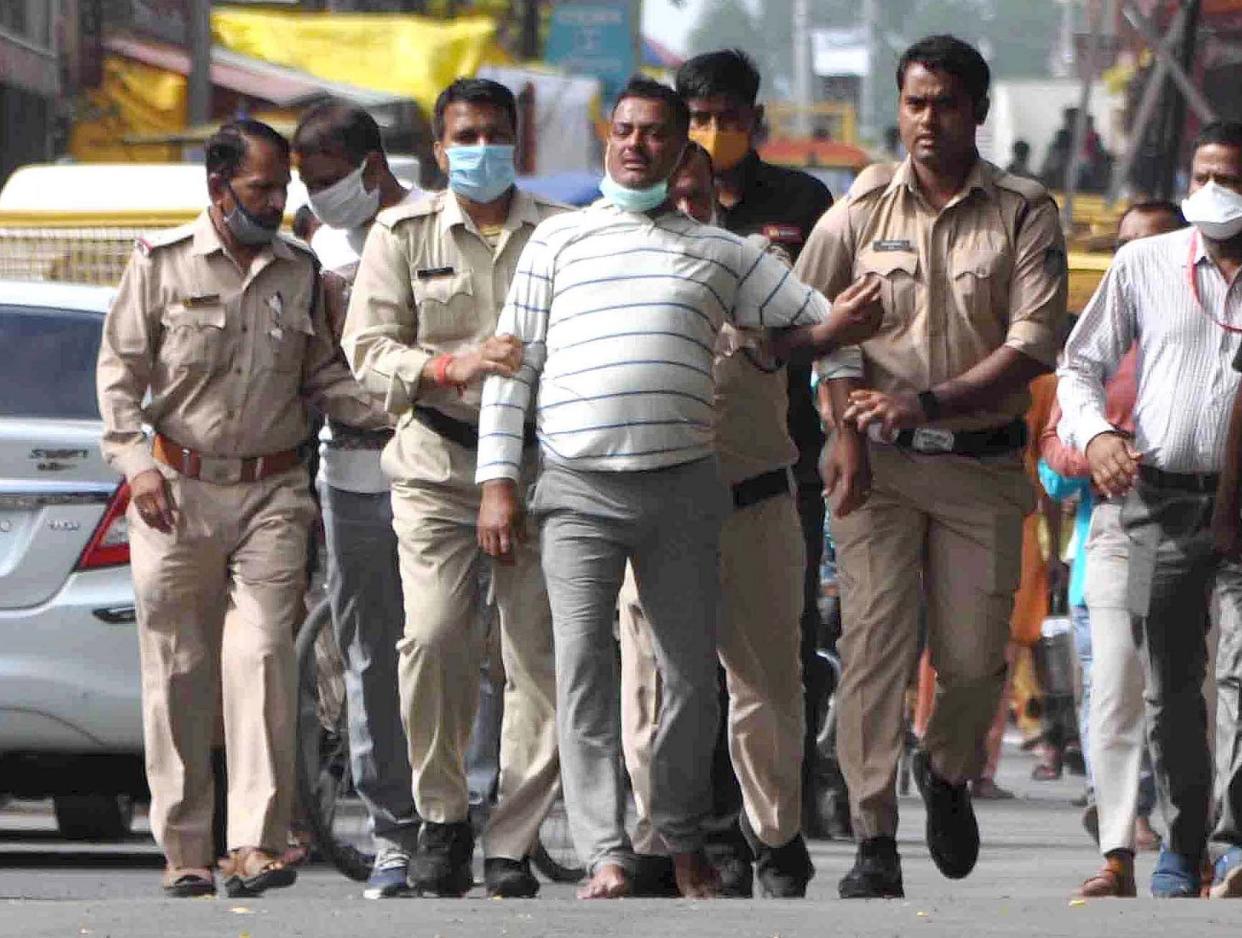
[474,77,880,899]
[1059,121,1242,899]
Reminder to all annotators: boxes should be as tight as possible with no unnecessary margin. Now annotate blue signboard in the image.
[545,1,640,104]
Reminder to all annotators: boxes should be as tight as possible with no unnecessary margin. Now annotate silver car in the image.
[0,279,143,839]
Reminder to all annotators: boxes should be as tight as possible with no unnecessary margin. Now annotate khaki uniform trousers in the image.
[831,443,1032,839]
[386,420,558,860]
[619,489,807,850]
[130,462,315,868]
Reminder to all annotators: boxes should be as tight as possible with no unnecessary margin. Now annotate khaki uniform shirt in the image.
[342,188,566,477]
[796,158,1067,431]
[713,237,800,488]
[97,210,381,482]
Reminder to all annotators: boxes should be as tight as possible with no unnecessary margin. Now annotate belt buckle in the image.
[910,428,955,455]
[198,453,242,485]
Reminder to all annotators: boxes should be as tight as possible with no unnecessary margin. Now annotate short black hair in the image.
[205,119,290,179]
[897,35,991,115]
[1012,139,1031,157]
[675,49,761,106]
[613,75,690,138]
[1193,120,1242,153]
[293,102,384,163]
[1119,199,1186,229]
[433,77,517,140]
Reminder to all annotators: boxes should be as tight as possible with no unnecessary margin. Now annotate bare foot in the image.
[672,850,720,899]
[577,863,632,899]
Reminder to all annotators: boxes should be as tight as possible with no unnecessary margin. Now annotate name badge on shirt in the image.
[416,266,455,280]
[182,293,221,308]
[873,239,914,252]
[762,224,803,244]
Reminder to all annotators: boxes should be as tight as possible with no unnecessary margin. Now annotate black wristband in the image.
[918,389,942,421]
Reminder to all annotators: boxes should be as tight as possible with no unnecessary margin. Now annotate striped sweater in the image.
[475,201,831,482]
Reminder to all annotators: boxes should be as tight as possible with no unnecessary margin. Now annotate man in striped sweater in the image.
[474,76,881,900]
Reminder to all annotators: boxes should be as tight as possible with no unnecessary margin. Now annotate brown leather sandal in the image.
[162,867,215,898]
[219,847,298,898]
[1076,857,1136,898]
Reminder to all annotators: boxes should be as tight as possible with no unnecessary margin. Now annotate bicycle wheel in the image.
[295,596,374,882]
[530,800,585,883]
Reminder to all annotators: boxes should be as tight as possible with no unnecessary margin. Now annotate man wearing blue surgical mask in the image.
[343,78,567,900]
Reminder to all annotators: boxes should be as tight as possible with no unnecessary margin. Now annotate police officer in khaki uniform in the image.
[617,143,823,899]
[96,120,381,898]
[342,78,565,899]
[794,36,1067,898]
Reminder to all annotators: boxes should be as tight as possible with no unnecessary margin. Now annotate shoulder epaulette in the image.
[376,190,442,229]
[993,170,1053,206]
[135,223,193,257]
[847,163,898,201]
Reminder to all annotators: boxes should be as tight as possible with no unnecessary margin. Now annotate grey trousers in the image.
[1122,480,1242,857]
[532,458,729,874]
[321,482,420,854]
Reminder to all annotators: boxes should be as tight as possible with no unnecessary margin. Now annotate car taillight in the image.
[76,483,131,570]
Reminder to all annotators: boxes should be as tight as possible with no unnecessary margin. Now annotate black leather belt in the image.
[412,406,537,450]
[732,467,791,509]
[1138,464,1221,494]
[893,419,1027,457]
[326,420,394,451]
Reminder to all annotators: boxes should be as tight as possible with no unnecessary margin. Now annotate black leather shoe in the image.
[411,821,474,897]
[912,749,979,880]
[838,837,904,898]
[631,854,680,898]
[740,813,814,898]
[484,856,539,898]
[705,822,754,897]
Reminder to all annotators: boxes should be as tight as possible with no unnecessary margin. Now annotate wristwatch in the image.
[918,389,942,421]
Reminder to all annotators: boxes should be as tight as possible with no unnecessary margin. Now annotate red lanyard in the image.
[1187,229,1242,334]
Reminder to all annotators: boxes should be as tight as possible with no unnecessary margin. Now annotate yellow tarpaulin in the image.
[68,55,186,163]
[210,8,509,116]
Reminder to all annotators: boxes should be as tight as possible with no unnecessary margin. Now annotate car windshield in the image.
[0,305,102,420]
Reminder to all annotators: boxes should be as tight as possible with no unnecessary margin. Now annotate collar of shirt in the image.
[437,187,544,240]
[889,157,994,212]
[189,208,294,263]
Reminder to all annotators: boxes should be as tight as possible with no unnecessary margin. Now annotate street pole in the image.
[187,0,212,126]
[792,0,812,137]
[859,0,878,144]
[1062,0,1117,233]
[1158,0,1201,199]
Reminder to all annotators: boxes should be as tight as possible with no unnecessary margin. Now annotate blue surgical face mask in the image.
[599,170,669,214]
[224,182,280,245]
[446,144,516,204]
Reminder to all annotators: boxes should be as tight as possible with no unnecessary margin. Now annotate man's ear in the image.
[975,96,991,126]
[207,172,228,210]
[433,139,449,176]
[362,151,383,188]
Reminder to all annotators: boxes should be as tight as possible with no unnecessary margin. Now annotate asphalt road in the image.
[1,737,1239,937]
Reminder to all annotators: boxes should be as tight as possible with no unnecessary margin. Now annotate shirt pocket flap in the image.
[860,251,918,279]
[161,301,227,329]
[282,305,316,337]
[953,249,1006,279]
[413,272,474,306]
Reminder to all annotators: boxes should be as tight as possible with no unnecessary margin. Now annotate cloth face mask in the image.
[308,162,381,230]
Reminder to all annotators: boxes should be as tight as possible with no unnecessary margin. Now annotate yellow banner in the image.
[210,8,508,114]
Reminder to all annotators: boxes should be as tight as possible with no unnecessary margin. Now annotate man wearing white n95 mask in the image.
[292,103,418,899]
[1060,120,1242,900]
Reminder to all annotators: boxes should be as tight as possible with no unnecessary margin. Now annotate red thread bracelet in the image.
[433,354,454,388]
